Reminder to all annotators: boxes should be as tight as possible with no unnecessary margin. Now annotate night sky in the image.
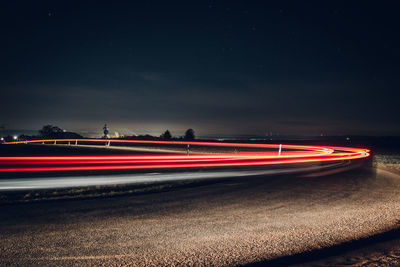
[1,1,399,137]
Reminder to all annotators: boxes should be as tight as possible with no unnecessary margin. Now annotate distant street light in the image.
[13,135,18,140]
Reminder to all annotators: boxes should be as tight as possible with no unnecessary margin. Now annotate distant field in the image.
[373,153,400,172]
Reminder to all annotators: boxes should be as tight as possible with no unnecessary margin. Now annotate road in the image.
[1,139,369,172]
[1,165,400,266]
[0,162,345,190]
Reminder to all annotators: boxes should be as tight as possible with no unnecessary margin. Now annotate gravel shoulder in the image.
[1,164,400,266]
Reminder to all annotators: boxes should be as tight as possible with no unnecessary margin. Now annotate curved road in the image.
[1,139,369,172]
[0,162,346,190]
[1,164,400,266]
[2,140,397,266]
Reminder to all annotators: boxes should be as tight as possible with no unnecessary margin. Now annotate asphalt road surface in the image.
[0,162,344,190]
[1,165,400,266]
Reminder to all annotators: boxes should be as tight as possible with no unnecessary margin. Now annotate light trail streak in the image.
[1,139,370,172]
[0,162,347,191]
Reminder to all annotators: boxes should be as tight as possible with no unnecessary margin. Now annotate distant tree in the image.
[160,130,172,139]
[184,128,195,140]
[39,125,63,138]
[38,125,82,139]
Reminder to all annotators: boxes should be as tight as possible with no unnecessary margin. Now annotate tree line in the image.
[160,129,195,140]
[3,125,196,141]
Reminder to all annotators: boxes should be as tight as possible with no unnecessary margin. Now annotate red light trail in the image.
[1,139,370,172]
